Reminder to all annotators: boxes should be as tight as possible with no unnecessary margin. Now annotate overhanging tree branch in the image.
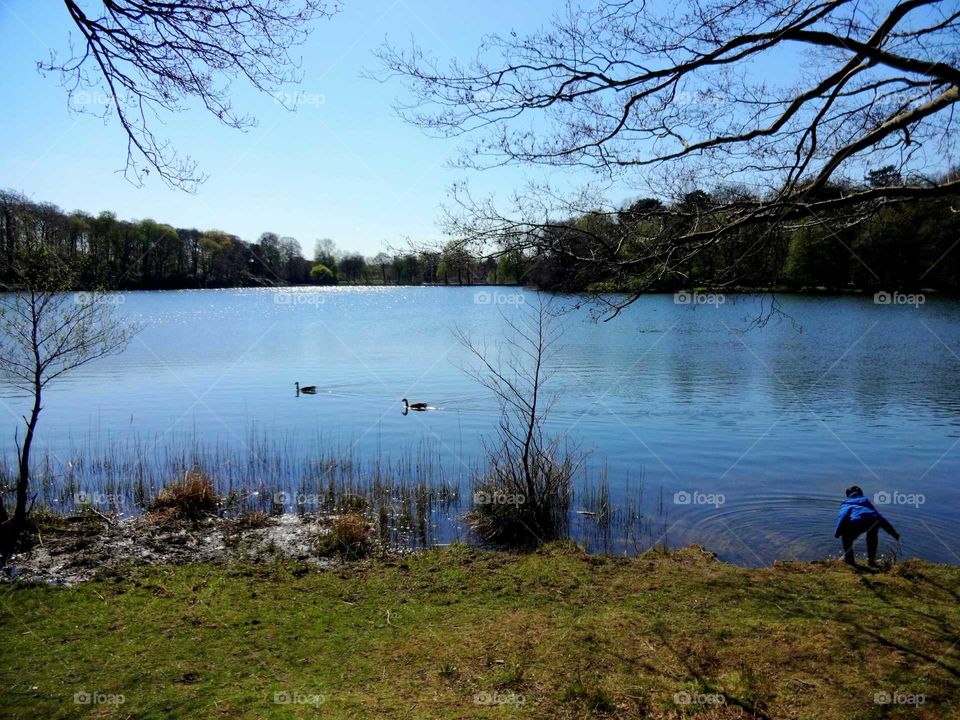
[376,0,959,312]
[43,0,338,190]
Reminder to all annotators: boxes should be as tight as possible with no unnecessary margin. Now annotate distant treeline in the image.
[3,177,958,293]
[524,172,960,294]
[0,190,515,290]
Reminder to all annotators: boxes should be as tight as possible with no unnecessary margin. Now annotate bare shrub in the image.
[470,437,578,548]
[459,295,584,548]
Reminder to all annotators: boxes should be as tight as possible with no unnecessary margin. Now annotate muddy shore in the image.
[2,512,340,585]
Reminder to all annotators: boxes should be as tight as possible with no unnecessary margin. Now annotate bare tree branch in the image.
[376,0,959,312]
[42,0,338,190]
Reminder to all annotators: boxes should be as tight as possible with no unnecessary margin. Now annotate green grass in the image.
[2,544,959,718]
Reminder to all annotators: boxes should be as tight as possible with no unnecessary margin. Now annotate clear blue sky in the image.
[0,0,570,256]
[4,2,945,258]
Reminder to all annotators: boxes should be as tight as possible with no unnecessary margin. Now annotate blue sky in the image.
[3,2,950,258]
[0,0,569,256]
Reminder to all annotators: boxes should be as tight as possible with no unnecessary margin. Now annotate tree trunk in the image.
[0,388,38,563]
[521,321,542,503]
[13,386,42,533]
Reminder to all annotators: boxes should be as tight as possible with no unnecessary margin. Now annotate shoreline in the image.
[9,283,957,297]
[2,511,336,586]
[1,510,925,586]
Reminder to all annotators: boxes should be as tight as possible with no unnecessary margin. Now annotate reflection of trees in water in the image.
[634,297,960,420]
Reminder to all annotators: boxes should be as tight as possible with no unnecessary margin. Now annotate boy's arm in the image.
[878,514,900,540]
[834,505,852,538]
[866,498,901,539]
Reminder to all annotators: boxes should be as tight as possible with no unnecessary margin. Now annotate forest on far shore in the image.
[2,173,958,294]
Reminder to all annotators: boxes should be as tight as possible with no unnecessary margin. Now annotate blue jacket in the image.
[834,494,883,537]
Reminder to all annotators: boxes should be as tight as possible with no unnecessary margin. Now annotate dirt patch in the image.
[2,512,337,585]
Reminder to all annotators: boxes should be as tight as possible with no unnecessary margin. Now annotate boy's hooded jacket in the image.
[835,493,883,537]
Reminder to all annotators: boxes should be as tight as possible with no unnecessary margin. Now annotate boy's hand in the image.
[892,531,901,541]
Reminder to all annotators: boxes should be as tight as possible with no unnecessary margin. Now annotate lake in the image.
[2,286,958,566]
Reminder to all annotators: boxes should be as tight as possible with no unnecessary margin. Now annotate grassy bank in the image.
[2,544,958,719]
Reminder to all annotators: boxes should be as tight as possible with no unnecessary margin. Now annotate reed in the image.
[1,431,667,555]
[466,436,580,549]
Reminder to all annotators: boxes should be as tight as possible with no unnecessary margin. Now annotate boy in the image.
[834,486,900,567]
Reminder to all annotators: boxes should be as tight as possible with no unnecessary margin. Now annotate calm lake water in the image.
[2,286,959,565]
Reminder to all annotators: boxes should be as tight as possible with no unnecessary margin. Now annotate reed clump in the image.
[150,471,217,519]
[316,512,372,558]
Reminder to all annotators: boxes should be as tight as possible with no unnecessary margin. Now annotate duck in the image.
[402,398,428,412]
[296,382,317,395]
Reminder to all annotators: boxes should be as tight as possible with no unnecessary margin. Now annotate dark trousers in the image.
[842,517,897,565]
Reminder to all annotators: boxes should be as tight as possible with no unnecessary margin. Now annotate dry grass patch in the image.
[149,471,217,519]
[316,512,372,558]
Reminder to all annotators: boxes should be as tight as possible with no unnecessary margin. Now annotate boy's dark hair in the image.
[845,485,864,498]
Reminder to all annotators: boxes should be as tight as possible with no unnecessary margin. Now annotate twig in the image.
[89,507,115,526]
